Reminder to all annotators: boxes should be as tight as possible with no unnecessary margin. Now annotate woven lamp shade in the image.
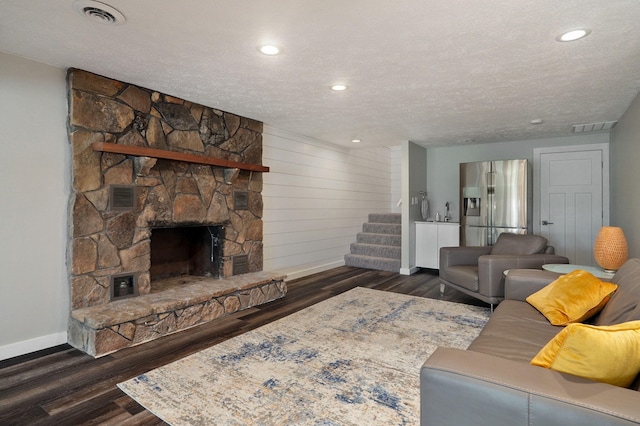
[594,226,628,272]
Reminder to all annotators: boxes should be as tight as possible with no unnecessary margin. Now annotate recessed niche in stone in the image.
[150,225,224,281]
[111,273,137,300]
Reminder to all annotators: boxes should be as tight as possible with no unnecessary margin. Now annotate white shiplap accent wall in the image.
[262,126,393,280]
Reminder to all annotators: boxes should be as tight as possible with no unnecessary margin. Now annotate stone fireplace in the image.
[66,70,286,356]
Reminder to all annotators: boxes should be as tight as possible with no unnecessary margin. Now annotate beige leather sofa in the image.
[421,259,640,425]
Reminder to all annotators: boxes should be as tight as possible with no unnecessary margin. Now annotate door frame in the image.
[533,143,610,236]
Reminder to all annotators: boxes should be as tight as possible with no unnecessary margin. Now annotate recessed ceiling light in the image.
[331,84,348,91]
[73,0,126,25]
[530,119,543,125]
[259,45,281,55]
[351,139,361,143]
[557,28,591,42]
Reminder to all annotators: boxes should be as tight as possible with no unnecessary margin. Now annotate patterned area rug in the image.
[118,287,490,425]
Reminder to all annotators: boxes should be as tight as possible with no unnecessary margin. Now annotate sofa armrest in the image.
[504,269,562,301]
[421,347,640,426]
[439,246,492,269]
[477,254,569,299]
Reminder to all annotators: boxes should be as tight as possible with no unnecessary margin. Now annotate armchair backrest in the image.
[489,233,548,255]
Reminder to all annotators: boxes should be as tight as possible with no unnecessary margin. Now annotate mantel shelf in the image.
[91,142,270,173]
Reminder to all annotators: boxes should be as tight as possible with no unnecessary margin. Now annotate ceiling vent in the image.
[572,121,617,133]
[73,0,126,25]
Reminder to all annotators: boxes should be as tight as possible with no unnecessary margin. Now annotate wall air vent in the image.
[73,0,126,25]
[232,255,249,275]
[234,191,249,210]
[110,185,136,211]
[572,121,617,133]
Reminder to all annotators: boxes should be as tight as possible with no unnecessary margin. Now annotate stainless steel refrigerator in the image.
[460,159,529,246]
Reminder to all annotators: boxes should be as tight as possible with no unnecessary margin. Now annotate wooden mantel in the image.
[92,142,270,173]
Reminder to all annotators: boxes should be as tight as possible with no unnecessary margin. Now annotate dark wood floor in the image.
[0,266,488,425]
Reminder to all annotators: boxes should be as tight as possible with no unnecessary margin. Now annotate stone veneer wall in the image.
[68,69,265,310]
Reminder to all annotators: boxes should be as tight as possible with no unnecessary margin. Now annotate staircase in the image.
[344,213,401,272]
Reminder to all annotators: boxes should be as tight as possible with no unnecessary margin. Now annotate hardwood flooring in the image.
[0,266,488,425]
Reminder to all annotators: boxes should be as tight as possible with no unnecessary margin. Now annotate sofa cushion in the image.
[467,300,561,363]
[490,233,547,255]
[441,265,479,291]
[594,258,640,326]
[526,270,618,325]
[531,320,640,388]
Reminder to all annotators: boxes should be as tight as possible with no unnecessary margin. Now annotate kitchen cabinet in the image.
[416,222,459,269]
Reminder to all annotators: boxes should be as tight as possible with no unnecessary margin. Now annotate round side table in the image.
[542,263,615,279]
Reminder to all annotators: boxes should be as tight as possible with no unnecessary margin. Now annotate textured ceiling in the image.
[1,0,640,147]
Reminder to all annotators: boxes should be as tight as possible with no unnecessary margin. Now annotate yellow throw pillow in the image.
[531,321,640,387]
[526,270,618,325]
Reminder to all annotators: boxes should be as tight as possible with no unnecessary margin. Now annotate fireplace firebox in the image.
[150,225,224,281]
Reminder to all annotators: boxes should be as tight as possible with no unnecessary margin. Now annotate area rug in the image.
[118,287,490,425]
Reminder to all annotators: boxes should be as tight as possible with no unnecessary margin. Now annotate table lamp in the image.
[593,226,628,273]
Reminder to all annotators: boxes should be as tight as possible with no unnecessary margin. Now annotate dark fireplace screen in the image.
[150,225,223,280]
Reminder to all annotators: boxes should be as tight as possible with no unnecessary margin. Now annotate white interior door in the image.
[534,145,609,265]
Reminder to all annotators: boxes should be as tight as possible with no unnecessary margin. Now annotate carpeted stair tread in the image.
[368,213,401,224]
[349,243,400,259]
[356,232,401,246]
[344,254,401,272]
[362,222,401,235]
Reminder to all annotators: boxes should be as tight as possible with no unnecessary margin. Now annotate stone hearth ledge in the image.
[68,272,287,357]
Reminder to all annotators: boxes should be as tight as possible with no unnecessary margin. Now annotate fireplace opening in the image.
[150,225,224,281]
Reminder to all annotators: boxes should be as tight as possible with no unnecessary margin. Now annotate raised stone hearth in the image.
[69,272,286,357]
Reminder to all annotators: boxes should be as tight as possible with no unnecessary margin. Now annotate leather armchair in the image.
[438,233,569,308]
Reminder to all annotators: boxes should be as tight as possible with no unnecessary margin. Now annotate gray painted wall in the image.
[611,91,640,258]
[401,141,426,273]
[423,133,610,225]
[0,53,69,360]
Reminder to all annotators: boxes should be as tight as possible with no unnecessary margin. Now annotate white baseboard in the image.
[0,332,67,362]
[271,260,345,281]
[400,266,420,276]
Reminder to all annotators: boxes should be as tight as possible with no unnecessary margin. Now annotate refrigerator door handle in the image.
[486,172,496,194]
